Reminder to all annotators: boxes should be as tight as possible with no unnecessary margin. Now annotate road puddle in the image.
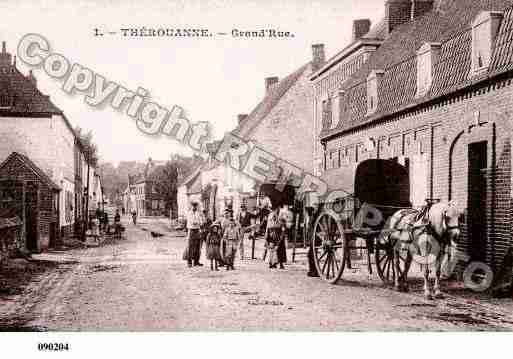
[248,298,284,306]
[396,303,437,308]
[88,264,120,273]
[225,290,258,296]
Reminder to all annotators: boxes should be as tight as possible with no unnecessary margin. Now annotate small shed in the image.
[0,215,22,264]
[0,152,60,252]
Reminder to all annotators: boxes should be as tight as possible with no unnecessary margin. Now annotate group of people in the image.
[88,208,123,240]
[183,198,292,272]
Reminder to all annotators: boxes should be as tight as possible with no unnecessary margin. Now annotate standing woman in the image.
[222,218,240,270]
[265,205,287,269]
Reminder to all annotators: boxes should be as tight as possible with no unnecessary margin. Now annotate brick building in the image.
[0,41,97,240]
[125,158,166,217]
[198,45,328,214]
[0,152,60,252]
[310,16,389,176]
[318,0,513,272]
[233,45,327,174]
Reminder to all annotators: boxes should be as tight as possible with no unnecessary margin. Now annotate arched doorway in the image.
[354,159,411,208]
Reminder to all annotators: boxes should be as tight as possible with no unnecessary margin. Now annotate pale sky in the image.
[1,0,384,164]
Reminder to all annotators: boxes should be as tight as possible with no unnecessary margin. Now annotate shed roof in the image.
[0,152,60,191]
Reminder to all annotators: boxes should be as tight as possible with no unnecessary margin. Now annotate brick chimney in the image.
[27,70,37,86]
[265,77,279,94]
[311,44,326,72]
[0,41,12,66]
[385,0,434,33]
[411,0,434,19]
[352,19,371,41]
[237,114,248,125]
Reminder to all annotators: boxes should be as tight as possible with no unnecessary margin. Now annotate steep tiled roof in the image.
[0,152,60,190]
[321,0,513,138]
[0,59,62,116]
[233,63,310,139]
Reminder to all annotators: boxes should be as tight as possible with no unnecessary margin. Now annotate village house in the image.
[233,45,326,174]
[123,158,165,217]
[318,0,513,274]
[177,142,256,219]
[0,41,98,246]
[178,44,329,219]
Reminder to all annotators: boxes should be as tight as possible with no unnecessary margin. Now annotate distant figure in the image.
[258,195,272,235]
[114,209,121,238]
[132,210,137,225]
[90,216,101,244]
[95,207,102,221]
[103,211,109,233]
[122,207,126,216]
[220,210,232,235]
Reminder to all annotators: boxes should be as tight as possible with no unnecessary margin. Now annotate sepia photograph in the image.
[2,0,513,356]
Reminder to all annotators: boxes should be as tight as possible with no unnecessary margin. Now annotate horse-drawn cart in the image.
[310,197,411,285]
[308,158,461,299]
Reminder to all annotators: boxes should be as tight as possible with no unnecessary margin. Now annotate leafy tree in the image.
[151,162,179,215]
[75,126,99,167]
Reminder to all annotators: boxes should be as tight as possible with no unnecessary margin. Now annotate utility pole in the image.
[83,150,91,240]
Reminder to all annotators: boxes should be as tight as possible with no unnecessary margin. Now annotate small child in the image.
[222,219,240,270]
[266,228,281,269]
[206,222,222,271]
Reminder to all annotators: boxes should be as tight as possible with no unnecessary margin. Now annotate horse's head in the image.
[440,201,461,243]
[427,201,461,242]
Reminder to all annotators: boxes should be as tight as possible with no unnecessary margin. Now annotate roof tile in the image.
[322,0,513,138]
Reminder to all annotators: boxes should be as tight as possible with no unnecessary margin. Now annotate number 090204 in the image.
[37,343,70,351]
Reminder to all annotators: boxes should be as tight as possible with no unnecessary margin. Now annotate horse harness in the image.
[400,200,458,245]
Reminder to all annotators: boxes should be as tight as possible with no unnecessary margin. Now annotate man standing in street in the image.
[237,204,252,260]
[114,209,121,239]
[185,201,205,267]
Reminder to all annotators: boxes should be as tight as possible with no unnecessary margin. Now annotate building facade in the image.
[0,41,99,241]
[234,47,324,174]
[124,158,166,217]
[319,0,513,273]
[311,17,389,176]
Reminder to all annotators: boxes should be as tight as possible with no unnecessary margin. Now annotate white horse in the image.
[384,201,461,299]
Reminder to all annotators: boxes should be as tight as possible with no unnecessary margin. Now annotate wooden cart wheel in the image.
[375,239,409,285]
[311,211,346,284]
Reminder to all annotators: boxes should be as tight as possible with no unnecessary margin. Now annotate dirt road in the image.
[2,217,513,331]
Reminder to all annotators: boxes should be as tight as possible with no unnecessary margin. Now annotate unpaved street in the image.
[2,217,513,331]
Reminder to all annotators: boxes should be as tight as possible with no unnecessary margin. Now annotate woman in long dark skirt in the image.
[265,207,287,269]
[276,227,287,268]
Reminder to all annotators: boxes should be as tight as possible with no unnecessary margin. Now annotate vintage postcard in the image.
[1,0,513,355]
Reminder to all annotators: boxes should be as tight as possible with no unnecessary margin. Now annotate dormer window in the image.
[367,70,383,115]
[321,97,332,130]
[416,42,441,98]
[471,11,503,76]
